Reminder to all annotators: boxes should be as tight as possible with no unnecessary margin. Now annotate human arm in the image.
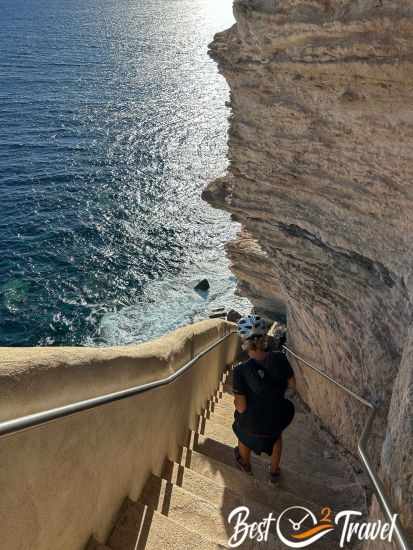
[234,393,247,413]
[232,364,248,413]
[285,375,296,398]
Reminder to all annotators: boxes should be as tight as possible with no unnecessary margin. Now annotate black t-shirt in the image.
[232,352,294,436]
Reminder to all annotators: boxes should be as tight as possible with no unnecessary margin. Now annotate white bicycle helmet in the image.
[237,314,267,340]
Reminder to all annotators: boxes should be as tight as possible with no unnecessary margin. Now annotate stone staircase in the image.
[88,367,368,550]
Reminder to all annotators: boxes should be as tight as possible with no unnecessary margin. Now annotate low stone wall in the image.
[0,319,239,550]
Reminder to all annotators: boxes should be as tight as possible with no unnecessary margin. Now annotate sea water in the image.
[0,0,250,346]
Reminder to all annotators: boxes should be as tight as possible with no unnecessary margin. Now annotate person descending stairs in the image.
[87,322,367,550]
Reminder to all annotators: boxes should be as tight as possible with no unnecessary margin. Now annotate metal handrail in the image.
[283,344,411,550]
[0,330,236,440]
[0,332,409,548]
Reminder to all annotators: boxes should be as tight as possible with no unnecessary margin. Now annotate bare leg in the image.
[238,439,251,466]
[271,435,283,474]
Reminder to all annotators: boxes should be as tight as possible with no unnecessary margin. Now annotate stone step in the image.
[205,405,328,447]
[203,406,234,424]
[217,391,237,406]
[96,369,365,550]
[221,383,234,395]
[216,392,307,416]
[207,390,359,475]
[108,498,225,550]
[204,408,325,454]
[200,420,352,485]
[207,402,319,443]
[152,466,339,549]
[179,446,326,512]
[210,393,234,408]
[85,538,112,550]
[139,473,285,548]
[191,434,363,511]
[200,411,234,433]
[161,459,295,518]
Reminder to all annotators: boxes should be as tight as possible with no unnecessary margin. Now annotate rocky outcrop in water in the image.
[204,0,413,537]
[194,279,211,292]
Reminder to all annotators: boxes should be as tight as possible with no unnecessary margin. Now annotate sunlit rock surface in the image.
[204,0,413,535]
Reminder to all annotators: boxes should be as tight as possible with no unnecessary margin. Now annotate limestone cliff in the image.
[204,0,413,536]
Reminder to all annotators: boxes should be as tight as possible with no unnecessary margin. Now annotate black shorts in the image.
[232,399,295,456]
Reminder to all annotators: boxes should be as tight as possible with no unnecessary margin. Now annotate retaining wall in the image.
[0,319,239,550]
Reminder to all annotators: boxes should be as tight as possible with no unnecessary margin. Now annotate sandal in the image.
[269,467,281,483]
[234,446,252,474]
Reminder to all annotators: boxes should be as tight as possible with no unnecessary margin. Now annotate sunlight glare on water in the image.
[0,0,250,346]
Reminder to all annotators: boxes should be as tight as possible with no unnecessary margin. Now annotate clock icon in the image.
[276,506,334,548]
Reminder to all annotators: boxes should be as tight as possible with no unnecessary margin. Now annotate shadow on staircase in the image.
[87,367,369,550]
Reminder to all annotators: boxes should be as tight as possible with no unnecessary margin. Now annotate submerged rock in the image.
[194,279,210,292]
[209,306,226,319]
[209,311,226,319]
[1,278,30,313]
[227,309,242,323]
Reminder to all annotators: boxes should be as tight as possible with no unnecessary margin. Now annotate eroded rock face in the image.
[204,0,413,535]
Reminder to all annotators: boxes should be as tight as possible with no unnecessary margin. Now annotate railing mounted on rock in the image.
[283,345,411,550]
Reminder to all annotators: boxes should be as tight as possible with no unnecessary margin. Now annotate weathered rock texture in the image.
[204,0,413,537]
